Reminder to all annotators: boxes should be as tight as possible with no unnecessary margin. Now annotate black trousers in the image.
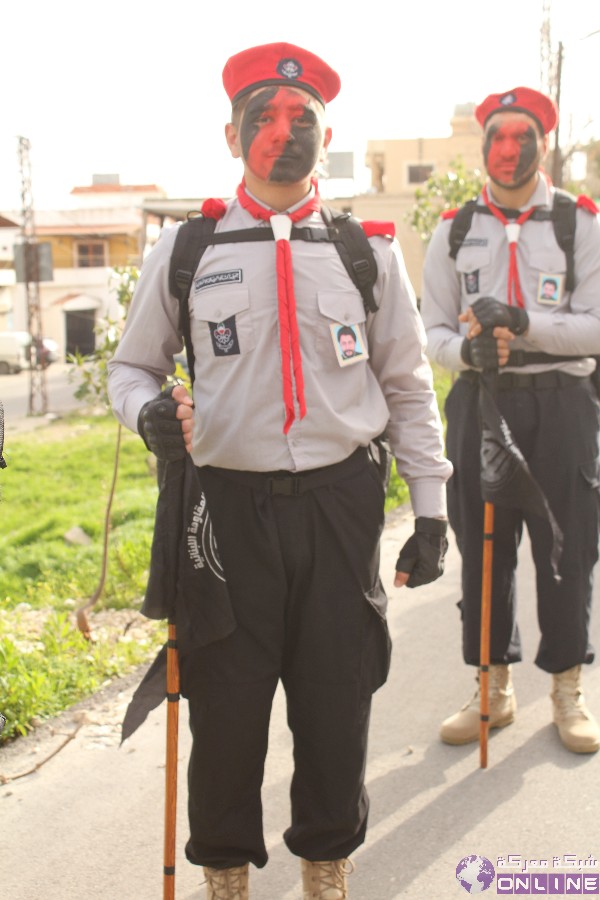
[445,374,600,673]
[180,449,391,869]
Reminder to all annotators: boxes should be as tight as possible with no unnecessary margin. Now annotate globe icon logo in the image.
[456,855,496,893]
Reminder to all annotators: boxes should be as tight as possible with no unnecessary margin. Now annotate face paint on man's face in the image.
[483,119,541,190]
[240,86,324,184]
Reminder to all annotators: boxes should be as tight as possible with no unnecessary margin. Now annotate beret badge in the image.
[277,58,303,81]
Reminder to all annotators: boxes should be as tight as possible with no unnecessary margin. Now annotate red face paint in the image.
[240,86,323,184]
[483,118,541,190]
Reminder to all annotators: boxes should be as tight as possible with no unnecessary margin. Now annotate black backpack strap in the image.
[320,206,379,314]
[550,189,577,293]
[448,200,479,260]
[448,193,577,294]
[168,207,381,385]
[169,215,218,386]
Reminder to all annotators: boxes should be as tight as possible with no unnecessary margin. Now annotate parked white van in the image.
[0,332,31,374]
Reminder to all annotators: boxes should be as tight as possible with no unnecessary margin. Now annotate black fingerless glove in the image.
[137,386,186,461]
[461,333,500,370]
[396,517,449,588]
[471,296,529,335]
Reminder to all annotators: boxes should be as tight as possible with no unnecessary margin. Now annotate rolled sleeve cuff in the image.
[407,478,449,519]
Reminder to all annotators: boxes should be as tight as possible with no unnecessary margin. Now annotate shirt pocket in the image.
[315,289,367,365]
[191,286,256,357]
[455,246,491,299]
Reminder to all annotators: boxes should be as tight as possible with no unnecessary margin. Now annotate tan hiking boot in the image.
[301,858,354,899]
[551,665,600,754]
[203,864,249,900]
[440,664,516,745]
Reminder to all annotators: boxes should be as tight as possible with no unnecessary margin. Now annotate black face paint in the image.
[484,120,540,190]
[240,86,323,184]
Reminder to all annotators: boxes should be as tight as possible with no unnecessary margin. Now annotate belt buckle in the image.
[268,476,301,496]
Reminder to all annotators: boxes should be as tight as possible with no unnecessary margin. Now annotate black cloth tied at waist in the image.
[201,446,370,496]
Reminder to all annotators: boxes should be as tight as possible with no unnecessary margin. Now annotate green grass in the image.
[0,366,452,743]
[1,414,157,610]
[0,413,163,741]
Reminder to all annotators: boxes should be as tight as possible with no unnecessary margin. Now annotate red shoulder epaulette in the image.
[576,194,599,215]
[361,220,396,239]
[201,198,227,220]
[441,208,459,220]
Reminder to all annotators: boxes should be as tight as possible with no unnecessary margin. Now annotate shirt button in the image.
[215,310,222,319]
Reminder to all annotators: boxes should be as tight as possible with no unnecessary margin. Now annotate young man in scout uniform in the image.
[420,85,600,755]
[108,42,451,899]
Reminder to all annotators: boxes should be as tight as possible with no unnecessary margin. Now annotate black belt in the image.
[203,446,369,496]
[459,370,588,390]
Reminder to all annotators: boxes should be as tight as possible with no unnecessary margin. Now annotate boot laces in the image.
[204,865,247,899]
[553,685,590,720]
[309,859,354,897]
[552,667,593,721]
[462,667,510,711]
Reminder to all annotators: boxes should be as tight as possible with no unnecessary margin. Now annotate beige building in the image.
[0,176,166,360]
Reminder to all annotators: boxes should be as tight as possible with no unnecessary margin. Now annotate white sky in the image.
[1,0,598,212]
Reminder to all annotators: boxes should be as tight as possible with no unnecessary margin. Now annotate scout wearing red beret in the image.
[222,41,341,107]
[475,86,559,135]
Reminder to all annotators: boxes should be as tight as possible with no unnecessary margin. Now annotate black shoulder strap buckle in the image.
[321,206,379,314]
[448,200,479,260]
[169,215,219,385]
[551,189,577,293]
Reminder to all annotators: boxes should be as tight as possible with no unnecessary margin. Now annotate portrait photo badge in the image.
[330,322,368,367]
[537,273,563,306]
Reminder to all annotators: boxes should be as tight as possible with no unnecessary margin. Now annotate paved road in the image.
[1,363,90,434]
[1,511,599,899]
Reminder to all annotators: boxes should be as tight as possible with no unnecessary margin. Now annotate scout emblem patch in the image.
[208,316,240,355]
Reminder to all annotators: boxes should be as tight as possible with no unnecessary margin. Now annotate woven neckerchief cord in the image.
[236,178,321,434]
[481,180,547,309]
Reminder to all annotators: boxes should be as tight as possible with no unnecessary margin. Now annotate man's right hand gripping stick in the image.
[137,386,188,461]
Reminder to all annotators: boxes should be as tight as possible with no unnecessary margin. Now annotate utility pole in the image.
[539,0,565,186]
[540,0,553,96]
[551,41,564,187]
[17,136,47,416]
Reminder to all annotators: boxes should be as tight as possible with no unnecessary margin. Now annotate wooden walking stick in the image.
[164,619,180,900]
[479,501,494,769]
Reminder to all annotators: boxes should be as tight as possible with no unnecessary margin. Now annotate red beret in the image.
[475,87,558,135]
[222,42,341,107]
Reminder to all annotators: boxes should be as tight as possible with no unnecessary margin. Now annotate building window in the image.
[77,242,106,267]
[407,165,434,184]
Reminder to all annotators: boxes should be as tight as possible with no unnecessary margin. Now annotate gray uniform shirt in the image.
[421,176,600,375]
[108,195,451,517]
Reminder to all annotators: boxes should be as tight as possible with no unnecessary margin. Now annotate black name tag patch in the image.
[195,269,242,291]
[208,316,240,356]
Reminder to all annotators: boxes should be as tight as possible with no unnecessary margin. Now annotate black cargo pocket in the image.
[580,457,600,523]
[362,577,392,694]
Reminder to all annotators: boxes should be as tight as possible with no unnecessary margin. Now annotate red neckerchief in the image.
[236,178,321,434]
[482,183,543,308]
